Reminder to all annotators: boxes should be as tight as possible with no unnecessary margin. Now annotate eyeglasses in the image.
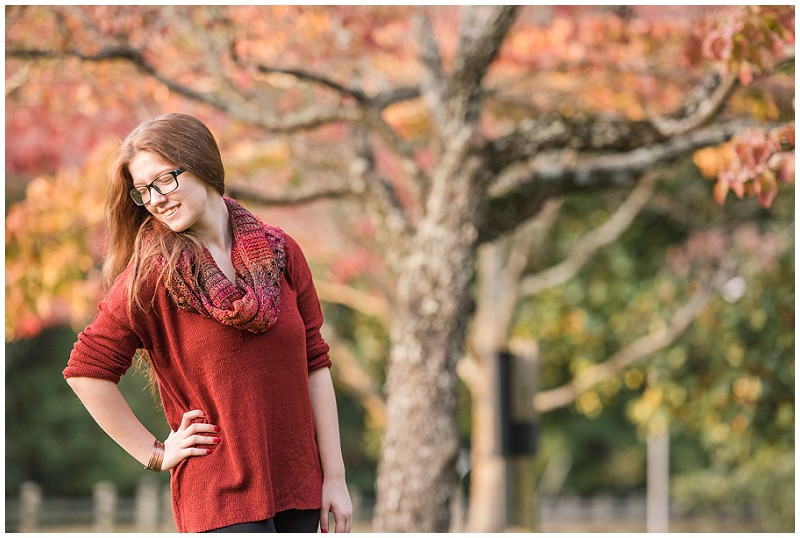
[129,168,185,206]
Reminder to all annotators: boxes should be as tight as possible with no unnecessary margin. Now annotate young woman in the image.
[63,113,352,533]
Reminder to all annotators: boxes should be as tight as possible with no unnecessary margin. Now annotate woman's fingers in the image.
[184,422,220,435]
[182,434,221,448]
[184,446,214,456]
[319,506,330,533]
[178,409,206,431]
[161,410,221,470]
[334,508,352,533]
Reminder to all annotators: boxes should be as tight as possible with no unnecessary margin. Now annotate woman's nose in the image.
[149,188,167,205]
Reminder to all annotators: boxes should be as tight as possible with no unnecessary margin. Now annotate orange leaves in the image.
[382,100,431,140]
[693,144,734,180]
[694,143,737,205]
[225,138,293,176]
[5,143,115,340]
[694,123,795,208]
[490,8,714,120]
[230,6,416,83]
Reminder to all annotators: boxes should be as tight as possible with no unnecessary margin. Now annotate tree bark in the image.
[372,160,483,532]
[373,7,517,531]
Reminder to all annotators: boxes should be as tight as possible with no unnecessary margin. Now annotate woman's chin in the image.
[169,222,190,233]
[160,218,189,233]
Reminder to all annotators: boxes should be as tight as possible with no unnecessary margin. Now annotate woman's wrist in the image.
[324,470,346,481]
[145,439,165,472]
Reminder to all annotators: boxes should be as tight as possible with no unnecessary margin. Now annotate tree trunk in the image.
[372,8,517,529]
[372,164,482,532]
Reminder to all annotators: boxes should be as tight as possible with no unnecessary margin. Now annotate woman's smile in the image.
[159,204,180,220]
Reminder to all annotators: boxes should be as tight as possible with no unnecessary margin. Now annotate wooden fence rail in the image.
[7,477,176,533]
[7,481,760,533]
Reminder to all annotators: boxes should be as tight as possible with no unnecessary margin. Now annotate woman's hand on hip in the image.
[161,409,220,471]
[320,474,353,532]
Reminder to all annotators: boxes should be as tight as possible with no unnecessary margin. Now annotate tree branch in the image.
[478,118,761,243]
[450,6,518,96]
[9,46,233,111]
[647,71,739,137]
[226,184,362,207]
[519,169,660,297]
[230,32,426,189]
[8,45,370,133]
[372,85,422,110]
[534,264,730,414]
[487,68,744,170]
[315,280,390,325]
[244,59,421,111]
[249,106,367,133]
[415,11,446,128]
[487,114,667,169]
[253,64,369,104]
[445,6,517,122]
[246,67,428,192]
[355,126,415,234]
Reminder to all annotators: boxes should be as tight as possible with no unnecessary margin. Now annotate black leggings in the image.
[205,508,319,533]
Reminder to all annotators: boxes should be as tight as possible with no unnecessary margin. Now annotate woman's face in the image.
[128,150,215,234]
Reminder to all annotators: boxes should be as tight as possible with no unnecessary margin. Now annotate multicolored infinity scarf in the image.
[167,197,286,333]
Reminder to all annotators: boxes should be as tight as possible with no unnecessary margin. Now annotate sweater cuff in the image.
[307,351,332,372]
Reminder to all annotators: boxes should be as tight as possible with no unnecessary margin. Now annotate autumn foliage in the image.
[5,142,115,339]
[694,123,795,208]
[685,6,795,208]
[4,6,795,531]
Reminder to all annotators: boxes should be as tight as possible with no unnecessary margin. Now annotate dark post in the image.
[499,344,539,530]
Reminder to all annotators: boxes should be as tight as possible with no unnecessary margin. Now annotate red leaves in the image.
[689,6,794,86]
[702,28,735,64]
[695,122,795,208]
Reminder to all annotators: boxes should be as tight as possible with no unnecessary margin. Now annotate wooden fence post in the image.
[647,429,670,532]
[161,482,175,532]
[93,481,117,533]
[136,475,160,532]
[19,481,42,533]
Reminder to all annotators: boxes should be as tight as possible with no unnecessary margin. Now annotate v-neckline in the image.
[204,244,237,287]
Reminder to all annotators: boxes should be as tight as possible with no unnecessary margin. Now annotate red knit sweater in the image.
[63,234,331,532]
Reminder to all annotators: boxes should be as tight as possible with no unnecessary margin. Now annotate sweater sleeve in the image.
[63,269,143,384]
[285,233,331,372]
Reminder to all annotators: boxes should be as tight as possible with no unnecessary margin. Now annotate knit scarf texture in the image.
[166,197,286,333]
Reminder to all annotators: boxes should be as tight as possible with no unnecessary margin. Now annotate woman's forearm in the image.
[308,367,346,478]
[308,366,353,531]
[66,377,157,466]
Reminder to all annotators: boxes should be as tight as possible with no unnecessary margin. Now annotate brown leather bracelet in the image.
[145,440,165,472]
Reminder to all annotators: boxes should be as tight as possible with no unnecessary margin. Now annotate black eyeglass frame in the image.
[129,168,186,206]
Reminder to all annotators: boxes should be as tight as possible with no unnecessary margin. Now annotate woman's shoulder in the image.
[108,259,160,292]
[268,228,316,287]
[252,217,299,261]
[280,229,301,255]
[102,260,162,318]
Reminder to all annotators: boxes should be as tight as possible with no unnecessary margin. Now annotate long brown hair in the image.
[104,113,225,396]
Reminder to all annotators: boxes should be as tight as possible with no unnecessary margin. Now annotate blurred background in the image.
[5,5,794,533]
